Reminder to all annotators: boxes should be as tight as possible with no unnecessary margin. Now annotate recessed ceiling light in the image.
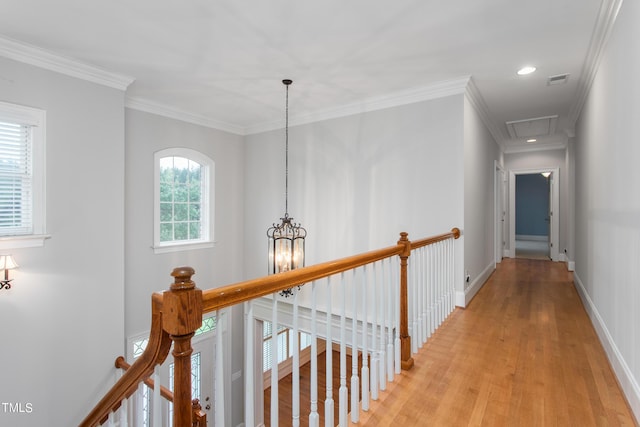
[526,138,537,143]
[517,66,537,76]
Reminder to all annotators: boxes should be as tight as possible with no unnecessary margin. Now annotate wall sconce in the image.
[0,255,18,290]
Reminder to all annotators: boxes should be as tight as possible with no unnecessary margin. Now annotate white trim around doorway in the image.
[508,167,560,262]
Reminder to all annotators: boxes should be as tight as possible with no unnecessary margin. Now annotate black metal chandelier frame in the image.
[267,80,307,284]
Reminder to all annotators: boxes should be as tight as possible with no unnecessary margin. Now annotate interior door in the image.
[495,165,506,264]
[547,172,553,254]
[161,332,216,426]
[192,336,215,421]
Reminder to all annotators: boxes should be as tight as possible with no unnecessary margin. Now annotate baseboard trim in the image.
[573,272,640,422]
[455,290,466,307]
[567,259,575,271]
[458,262,495,308]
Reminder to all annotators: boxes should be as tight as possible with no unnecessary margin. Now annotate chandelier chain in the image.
[285,81,289,216]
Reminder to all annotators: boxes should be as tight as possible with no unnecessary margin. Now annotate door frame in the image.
[494,161,506,267]
[508,167,560,261]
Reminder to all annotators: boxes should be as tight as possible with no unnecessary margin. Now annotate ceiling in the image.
[0,0,608,151]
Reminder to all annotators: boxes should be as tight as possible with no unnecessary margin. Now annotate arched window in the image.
[153,148,214,253]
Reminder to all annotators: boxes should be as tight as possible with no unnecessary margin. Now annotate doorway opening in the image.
[515,173,550,259]
[509,168,559,261]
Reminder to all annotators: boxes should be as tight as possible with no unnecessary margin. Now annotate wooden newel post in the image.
[398,232,414,370]
[192,399,207,427]
[163,267,203,427]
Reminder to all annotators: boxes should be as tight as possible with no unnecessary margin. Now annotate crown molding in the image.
[568,0,624,125]
[245,76,472,135]
[126,97,245,135]
[0,35,134,91]
[464,77,507,147]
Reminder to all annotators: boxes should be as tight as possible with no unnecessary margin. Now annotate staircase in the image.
[80,228,460,426]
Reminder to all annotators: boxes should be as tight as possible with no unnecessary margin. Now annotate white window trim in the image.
[0,101,49,250]
[152,147,214,254]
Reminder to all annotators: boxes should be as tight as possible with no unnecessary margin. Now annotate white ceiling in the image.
[0,0,608,151]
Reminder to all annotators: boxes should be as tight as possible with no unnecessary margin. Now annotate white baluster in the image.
[216,311,225,427]
[153,366,161,427]
[438,242,447,326]
[433,243,439,328]
[293,291,300,427]
[339,273,348,427]
[450,237,455,314]
[436,242,442,327]
[271,298,279,427]
[325,277,334,427]
[370,263,379,401]
[445,239,451,315]
[121,393,129,427]
[361,266,370,411]
[414,249,421,351]
[411,249,419,354]
[378,260,387,392]
[309,281,319,427]
[420,248,426,347]
[430,244,436,336]
[351,269,360,423]
[394,257,401,375]
[424,245,435,342]
[438,241,447,326]
[244,301,255,427]
[386,258,394,383]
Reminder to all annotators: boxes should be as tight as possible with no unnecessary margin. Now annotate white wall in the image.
[0,57,125,425]
[574,0,640,419]
[504,149,569,259]
[124,109,244,336]
[244,95,465,283]
[462,95,501,305]
[124,109,246,424]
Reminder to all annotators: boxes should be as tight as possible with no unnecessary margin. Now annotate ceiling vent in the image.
[547,73,570,86]
[506,115,558,139]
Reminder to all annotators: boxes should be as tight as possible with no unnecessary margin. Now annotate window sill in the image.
[0,234,51,250]
[152,241,215,254]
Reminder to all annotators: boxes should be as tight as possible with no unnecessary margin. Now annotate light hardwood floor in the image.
[360,258,637,426]
[266,258,638,426]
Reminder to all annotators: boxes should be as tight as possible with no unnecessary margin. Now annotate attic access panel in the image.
[506,115,558,139]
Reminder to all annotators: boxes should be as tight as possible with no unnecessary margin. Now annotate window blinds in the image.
[0,121,33,236]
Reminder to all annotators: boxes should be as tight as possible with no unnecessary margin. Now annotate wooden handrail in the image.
[201,244,404,314]
[115,356,173,401]
[81,228,460,426]
[410,227,460,250]
[80,297,173,426]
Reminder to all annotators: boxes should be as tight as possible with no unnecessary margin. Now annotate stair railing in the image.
[80,228,460,426]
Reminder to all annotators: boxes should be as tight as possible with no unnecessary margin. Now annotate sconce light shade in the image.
[0,254,18,290]
[0,255,18,270]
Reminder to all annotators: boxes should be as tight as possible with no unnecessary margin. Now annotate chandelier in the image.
[267,79,307,286]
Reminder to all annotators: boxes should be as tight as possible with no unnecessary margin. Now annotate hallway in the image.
[359,258,637,426]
